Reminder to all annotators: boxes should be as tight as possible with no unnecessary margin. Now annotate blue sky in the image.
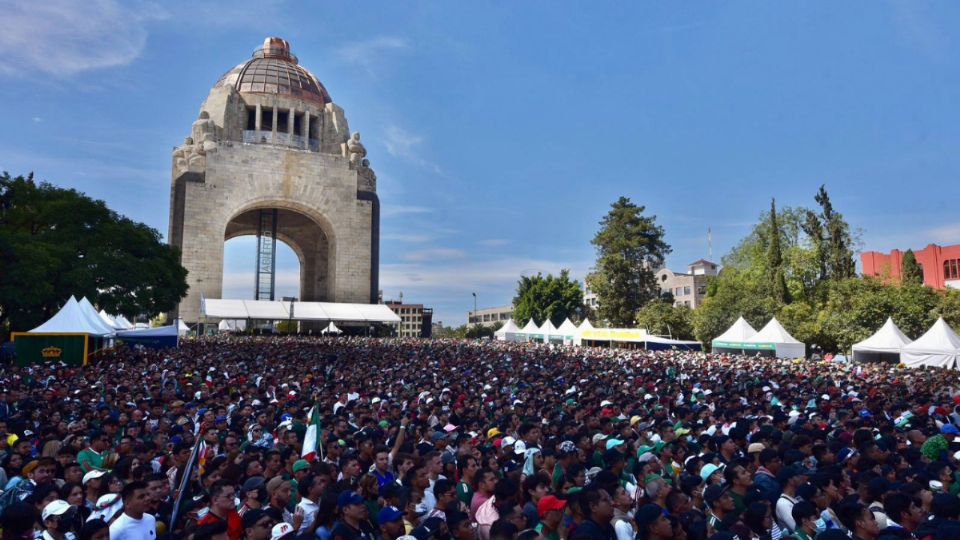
[1,2,959,325]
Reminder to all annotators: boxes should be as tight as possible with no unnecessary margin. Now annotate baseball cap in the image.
[501,436,517,447]
[266,476,287,495]
[605,438,625,450]
[42,499,71,521]
[634,504,662,528]
[537,495,567,517]
[378,505,404,523]
[242,476,266,493]
[703,485,726,506]
[747,443,765,454]
[777,464,807,484]
[338,491,365,508]
[241,508,268,529]
[292,460,311,473]
[486,428,502,439]
[270,522,295,540]
[558,441,577,454]
[700,463,724,482]
[83,469,107,485]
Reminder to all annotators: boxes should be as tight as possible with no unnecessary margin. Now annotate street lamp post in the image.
[472,292,477,325]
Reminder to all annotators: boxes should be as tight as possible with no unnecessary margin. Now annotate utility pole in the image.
[472,292,477,324]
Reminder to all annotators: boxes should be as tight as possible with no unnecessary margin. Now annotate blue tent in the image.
[116,324,179,349]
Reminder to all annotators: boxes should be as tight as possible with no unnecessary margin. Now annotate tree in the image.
[901,249,924,286]
[802,185,857,282]
[768,199,790,304]
[635,301,694,340]
[0,173,189,331]
[587,197,671,326]
[512,270,584,327]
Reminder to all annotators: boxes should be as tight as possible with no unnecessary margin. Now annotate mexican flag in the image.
[301,404,322,461]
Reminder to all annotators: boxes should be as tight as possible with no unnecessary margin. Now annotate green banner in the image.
[12,334,88,366]
[712,340,776,350]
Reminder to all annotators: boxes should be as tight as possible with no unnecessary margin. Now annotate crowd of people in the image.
[1,335,960,540]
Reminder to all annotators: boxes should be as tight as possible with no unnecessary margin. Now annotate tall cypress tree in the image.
[901,249,924,286]
[769,198,790,304]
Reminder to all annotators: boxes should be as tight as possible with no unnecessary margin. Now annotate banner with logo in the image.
[11,333,89,366]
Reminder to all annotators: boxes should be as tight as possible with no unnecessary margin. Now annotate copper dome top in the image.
[214,37,331,105]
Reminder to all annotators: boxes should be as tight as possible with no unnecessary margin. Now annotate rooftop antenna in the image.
[708,227,713,260]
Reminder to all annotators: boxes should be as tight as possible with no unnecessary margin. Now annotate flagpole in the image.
[169,422,204,530]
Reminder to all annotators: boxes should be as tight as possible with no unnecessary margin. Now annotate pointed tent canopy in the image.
[902,318,960,369]
[745,317,805,358]
[77,297,117,335]
[29,297,113,335]
[177,319,190,336]
[713,317,758,343]
[578,319,594,331]
[852,318,912,362]
[115,315,134,329]
[98,310,124,331]
[322,321,342,334]
[540,319,559,340]
[494,319,520,336]
[520,319,540,334]
[556,318,578,336]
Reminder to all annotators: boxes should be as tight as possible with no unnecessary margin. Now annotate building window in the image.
[697,286,706,295]
[946,259,960,280]
[683,286,691,296]
[675,287,683,296]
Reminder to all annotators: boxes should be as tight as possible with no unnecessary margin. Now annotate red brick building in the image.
[861,243,960,290]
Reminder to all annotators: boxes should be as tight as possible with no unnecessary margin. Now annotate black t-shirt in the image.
[330,520,374,540]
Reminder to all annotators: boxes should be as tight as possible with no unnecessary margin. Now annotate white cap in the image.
[42,499,70,521]
[88,493,123,523]
[600,400,613,407]
[83,469,106,485]
[271,522,295,540]
[501,436,517,447]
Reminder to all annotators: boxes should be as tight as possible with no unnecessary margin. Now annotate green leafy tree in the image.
[901,249,924,286]
[465,322,500,339]
[0,173,189,331]
[768,199,790,304]
[635,301,694,340]
[802,185,857,283]
[933,289,960,330]
[693,267,778,345]
[587,197,671,326]
[512,270,584,327]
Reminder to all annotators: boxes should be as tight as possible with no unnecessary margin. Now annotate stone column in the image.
[255,103,262,133]
[271,106,278,137]
[289,107,295,137]
[303,113,311,150]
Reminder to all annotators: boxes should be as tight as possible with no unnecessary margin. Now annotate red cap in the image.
[537,495,567,518]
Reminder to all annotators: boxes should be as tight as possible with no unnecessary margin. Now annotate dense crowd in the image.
[1,336,960,540]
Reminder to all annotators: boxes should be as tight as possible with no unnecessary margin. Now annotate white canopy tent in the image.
[115,315,135,329]
[494,319,522,341]
[30,297,113,335]
[852,318,912,363]
[321,322,343,334]
[555,318,579,344]
[902,318,960,369]
[201,298,401,323]
[98,310,126,331]
[578,319,594,331]
[78,297,118,336]
[520,319,540,342]
[540,320,559,342]
[711,317,758,353]
[746,318,806,358]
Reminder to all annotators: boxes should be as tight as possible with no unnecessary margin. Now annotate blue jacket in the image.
[752,470,781,505]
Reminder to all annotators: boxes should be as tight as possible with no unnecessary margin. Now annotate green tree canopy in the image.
[901,249,924,286]
[587,197,670,326]
[635,301,695,340]
[0,173,189,331]
[512,269,584,327]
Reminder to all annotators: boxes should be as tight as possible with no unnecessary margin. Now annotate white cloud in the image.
[478,239,509,247]
[381,205,433,218]
[335,36,408,77]
[382,124,444,175]
[382,233,434,243]
[400,248,466,262]
[927,223,960,244]
[0,0,167,77]
[32,117,42,123]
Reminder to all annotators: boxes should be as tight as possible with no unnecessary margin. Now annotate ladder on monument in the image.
[255,209,278,301]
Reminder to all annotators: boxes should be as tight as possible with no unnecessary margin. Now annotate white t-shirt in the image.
[109,512,157,540]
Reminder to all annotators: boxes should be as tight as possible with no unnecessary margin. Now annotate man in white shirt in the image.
[110,480,157,539]
[296,474,324,533]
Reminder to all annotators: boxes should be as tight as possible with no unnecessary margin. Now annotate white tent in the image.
[321,321,342,334]
[202,298,401,323]
[78,297,118,335]
[29,297,113,335]
[852,318,912,362]
[555,318,579,343]
[902,318,960,369]
[98,310,125,331]
[540,320,559,341]
[115,315,135,329]
[217,320,246,332]
[745,318,806,358]
[494,319,522,341]
[520,319,540,342]
[578,319,594,331]
[177,319,190,336]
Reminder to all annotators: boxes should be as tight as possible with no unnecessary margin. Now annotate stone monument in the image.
[168,37,380,322]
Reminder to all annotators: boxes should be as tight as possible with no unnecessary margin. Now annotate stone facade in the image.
[168,38,379,322]
[655,259,718,309]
